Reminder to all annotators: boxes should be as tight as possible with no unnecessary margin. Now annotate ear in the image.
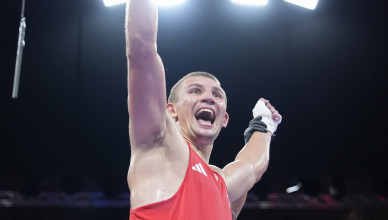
[166,103,178,121]
[222,112,229,128]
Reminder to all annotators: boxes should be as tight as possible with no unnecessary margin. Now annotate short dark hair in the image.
[168,71,226,103]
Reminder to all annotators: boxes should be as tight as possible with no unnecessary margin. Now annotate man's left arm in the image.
[231,193,247,220]
[223,98,281,202]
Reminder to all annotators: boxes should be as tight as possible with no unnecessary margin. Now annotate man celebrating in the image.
[125,1,282,219]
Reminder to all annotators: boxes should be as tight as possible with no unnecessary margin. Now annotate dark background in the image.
[1,0,388,210]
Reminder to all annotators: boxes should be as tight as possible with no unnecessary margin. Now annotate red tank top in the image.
[129,142,232,220]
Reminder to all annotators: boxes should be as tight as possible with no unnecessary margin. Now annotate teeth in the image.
[195,108,215,125]
[198,109,213,114]
[195,109,214,117]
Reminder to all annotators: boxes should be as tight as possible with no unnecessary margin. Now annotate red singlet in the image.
[130,142,232,220]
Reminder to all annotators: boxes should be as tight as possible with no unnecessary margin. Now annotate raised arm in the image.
[223,99,281,202]
[125,0,167,146]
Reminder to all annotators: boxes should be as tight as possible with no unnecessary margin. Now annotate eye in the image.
[189,88,201,95]
[213,92,222,99]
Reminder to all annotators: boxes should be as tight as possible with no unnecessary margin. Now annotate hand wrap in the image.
[252,100,281,135]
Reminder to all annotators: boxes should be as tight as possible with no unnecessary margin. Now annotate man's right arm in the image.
[125,0,167,147]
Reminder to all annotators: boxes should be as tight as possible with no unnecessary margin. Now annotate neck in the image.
[184,138,213,164]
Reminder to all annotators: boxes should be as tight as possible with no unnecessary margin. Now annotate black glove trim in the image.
[243,116,268,144]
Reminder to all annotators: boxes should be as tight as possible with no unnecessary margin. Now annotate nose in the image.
[200,91,215,105]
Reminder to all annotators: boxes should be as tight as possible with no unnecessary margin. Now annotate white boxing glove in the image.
[252,100,282,134]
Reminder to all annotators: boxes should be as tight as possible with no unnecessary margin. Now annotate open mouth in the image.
[195,108,215,126]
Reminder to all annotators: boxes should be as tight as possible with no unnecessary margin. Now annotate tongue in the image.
[198,119,212,126]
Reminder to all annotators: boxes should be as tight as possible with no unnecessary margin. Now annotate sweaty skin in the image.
[125,0,281,218]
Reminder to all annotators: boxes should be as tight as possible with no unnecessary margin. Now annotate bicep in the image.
[128,52,168,145]
[223,160,257,203]
[224,133,270,201]
[231,193,247,220]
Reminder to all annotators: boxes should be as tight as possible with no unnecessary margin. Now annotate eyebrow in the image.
[187,83,204,89]
[187,83,226,96]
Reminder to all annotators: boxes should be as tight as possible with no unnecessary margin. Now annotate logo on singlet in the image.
[192,163,208,177]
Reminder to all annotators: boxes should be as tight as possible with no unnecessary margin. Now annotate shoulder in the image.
[208,165,226,182]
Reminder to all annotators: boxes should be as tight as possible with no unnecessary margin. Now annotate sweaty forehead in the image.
[182,76,223,90]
